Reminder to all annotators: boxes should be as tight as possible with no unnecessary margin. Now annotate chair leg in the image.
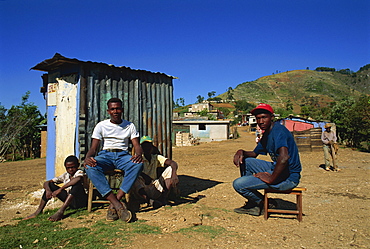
[87,180,93,212]
[264,190,269,220]
[297,192,303,222]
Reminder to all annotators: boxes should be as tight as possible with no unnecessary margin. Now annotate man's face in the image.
[255,113,273,131]
[65,161,78,176]
[141,142,153,154]
[107,102,123,123]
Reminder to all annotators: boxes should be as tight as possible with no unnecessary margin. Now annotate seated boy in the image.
[23,155,87,221]
[129,136,179,210]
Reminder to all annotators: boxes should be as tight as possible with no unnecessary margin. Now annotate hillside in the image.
[218,68,370,113]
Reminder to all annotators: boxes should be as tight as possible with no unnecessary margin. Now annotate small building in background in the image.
[183,102,223,119]
[173,120,230,145]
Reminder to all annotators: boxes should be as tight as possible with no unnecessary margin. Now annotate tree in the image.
[208,97,222,102]
[300,105,312,117]
[218,107,231,118]
[0,92,45,160]
[226,87,234,101]
[179,98,185,106]
[207,91,216,100]
[285,99,293,111]
[199,108,208,116]
[358,64,370,72]
[329,96,370,150]
[315,67,336,72]
[196,95,204,103]
[234,100,254,113]
[337,68,353,75]
[174,97,186,108]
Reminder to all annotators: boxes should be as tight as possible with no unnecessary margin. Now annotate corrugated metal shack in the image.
[32,53,175,179]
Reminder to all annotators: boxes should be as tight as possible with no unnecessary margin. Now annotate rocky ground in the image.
[1,126,369,248]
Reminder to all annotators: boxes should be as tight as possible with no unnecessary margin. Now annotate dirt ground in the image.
[0,126,369,248]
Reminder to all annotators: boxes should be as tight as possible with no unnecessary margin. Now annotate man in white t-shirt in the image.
[84,98,143,222]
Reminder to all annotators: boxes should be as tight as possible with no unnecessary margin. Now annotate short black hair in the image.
[107,98,123,108]
[64,155,79,166]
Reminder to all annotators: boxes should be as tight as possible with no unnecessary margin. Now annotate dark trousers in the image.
[42,181,87,209]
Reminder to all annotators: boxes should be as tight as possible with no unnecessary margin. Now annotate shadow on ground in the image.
[177,175,223,197]
[265,198,305,220]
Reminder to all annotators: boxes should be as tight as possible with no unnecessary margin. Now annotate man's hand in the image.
[254,172,273,184]
[170,174,179,186]
[233,149,244,167]
[52,188,62,197]
[45,190,53,199]
[83,157,97,168]
[130,154,143,163]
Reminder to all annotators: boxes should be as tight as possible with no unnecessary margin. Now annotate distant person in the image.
[232,103,302,216]
[321,123,339,171]
[255,133,261,144]
[255,124,263,137]
[84,98,143,222]
[23,155,87,221]
[129,136,179,210]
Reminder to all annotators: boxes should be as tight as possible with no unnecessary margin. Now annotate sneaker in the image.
[244,206,262,216]
[116,207,132,222]
[106,208,119,221]
[149,199,164,209]
[234,201,259,215]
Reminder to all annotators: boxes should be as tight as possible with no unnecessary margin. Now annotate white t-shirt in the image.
[92,119,139,150]
[52,169,84,193]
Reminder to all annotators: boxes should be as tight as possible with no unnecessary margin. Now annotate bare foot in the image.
[48,211,64,221]
[22,213,38,220]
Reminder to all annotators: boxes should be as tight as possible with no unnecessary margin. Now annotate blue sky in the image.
[0,0,369,114]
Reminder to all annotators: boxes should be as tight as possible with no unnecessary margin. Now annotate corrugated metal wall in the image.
[79,65,173,159]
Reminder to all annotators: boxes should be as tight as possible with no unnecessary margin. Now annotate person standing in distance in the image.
[321,123,339,171]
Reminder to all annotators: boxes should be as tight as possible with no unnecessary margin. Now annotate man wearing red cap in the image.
[232,103,302,216]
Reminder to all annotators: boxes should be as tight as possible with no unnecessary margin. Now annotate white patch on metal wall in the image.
[47,83,58,106]
[54,79,77,176]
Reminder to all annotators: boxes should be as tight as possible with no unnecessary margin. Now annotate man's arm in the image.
[233,149,258,167]
[130,137,143,163]
[164,159,179,184]
[51,177,82,197]
[321,132,330,145]
[43,180,53,199]
[254,146,289,184]
[83,138,101,168]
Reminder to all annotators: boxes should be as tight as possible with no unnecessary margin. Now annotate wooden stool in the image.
[87,169,124,212]
[264,187,307,222]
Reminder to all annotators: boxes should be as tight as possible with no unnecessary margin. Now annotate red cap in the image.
[251,103,274,115]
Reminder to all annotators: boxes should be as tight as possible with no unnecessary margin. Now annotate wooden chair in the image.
[263,187,307,222]
[87,169,124,212]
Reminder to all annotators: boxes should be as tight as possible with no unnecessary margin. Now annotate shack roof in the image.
[31,53,177,79]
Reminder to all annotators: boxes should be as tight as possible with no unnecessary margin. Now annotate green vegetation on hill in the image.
[218,68,369,115]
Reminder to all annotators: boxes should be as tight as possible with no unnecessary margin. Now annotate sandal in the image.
[106,208,119,221]
[116,207,132,222]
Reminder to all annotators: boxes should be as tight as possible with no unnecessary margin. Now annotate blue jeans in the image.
[85,150,143,197]
[233,158,298,204]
